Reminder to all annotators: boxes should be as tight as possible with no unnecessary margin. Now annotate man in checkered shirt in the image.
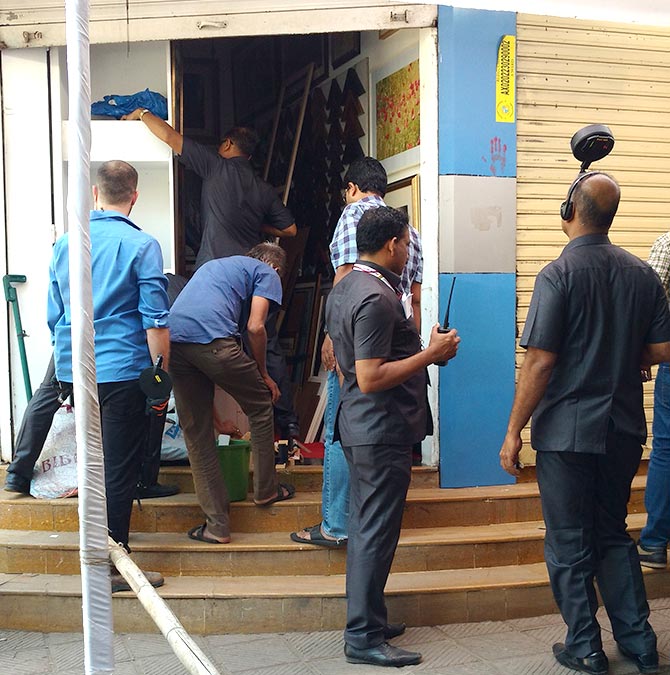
[291,157,424,562]
[639,232,670,569]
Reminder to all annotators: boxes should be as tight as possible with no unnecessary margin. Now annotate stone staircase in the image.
[0,463,667,634]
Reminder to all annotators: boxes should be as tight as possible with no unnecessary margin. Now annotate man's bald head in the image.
[572,172,621,232]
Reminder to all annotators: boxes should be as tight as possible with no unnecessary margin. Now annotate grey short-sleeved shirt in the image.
[326,261,427,447]
[521,233,670,453]
[179,138,294,268]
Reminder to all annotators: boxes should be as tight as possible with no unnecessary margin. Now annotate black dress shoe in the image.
[344,642,421,667]
[383,623,406,640]
[552,643,609,675]
[136,483,180,499]
[618,644,659,674]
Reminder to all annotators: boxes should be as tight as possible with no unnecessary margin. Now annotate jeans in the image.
[641,362,670,549]
[5,356,71,491]
[321,369,349,540]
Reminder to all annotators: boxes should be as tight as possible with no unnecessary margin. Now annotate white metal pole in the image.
[65,1,115,672]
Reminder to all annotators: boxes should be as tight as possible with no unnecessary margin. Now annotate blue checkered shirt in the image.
[330,195,423,295]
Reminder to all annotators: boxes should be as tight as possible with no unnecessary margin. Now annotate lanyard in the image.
[353,263,401,298]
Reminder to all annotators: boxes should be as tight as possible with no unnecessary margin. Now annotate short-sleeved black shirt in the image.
[326,260,427,447]
[179,138,294,268]
[521,233,670,453]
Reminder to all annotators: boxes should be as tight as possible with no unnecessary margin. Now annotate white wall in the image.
[1,50,56,460]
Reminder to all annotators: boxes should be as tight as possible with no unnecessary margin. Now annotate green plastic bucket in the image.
[216,439,251,502]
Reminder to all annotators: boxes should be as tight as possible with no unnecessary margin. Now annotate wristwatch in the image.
[139,108,150,121]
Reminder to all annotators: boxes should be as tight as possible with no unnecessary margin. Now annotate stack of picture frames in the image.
[278,275,332,443]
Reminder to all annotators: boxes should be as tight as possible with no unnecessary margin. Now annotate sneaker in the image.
[136,483,180,499]
[110,569,164,593]
[637,541,667,569]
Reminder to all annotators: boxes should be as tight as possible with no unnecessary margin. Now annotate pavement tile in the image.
[393,626,452,647]
[493,651,575,674]
[508,614,565,630]
[207,635,302,672]
[234,663,320,675]
[284,629,343,659]
[0,646,51,674]
[454,630,547,661]
[409,639,484,670]
[0,630,47,651]
[135,652,194,675]
[435,620,514,639]
[520,624,568,647]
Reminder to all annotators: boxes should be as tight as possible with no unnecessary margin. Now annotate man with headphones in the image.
[500,171,670,675]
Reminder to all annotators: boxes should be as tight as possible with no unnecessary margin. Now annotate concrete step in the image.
[2,562,668,634]
[0,476,649,534]
[158,463,439,493]
[0,513,651,578]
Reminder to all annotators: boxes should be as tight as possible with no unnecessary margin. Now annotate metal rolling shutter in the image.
[516,14,670,459]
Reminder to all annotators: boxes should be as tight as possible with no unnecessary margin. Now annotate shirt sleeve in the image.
[645,273,670,344]
[262,185,295,232]
[252,266,283,306]
[330,205,360,270]
[135,238,170,330]
[648,233,670,297]
[352,292,395,361]
[46,243,66,343]
[177,137,219,179]
[519,268,565,353]
[410,227,423,284]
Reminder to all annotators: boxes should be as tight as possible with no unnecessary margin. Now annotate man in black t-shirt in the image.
[124,110,296,266]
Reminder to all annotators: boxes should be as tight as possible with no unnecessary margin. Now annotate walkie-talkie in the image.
[436,277,456,367]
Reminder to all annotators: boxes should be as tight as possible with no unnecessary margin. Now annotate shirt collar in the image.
[563,232,611,251]
[358,195,385,206]
[355,259,402,291]
[90,209,141,231]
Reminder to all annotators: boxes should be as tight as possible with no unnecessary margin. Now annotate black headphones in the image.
[560,171,603,221]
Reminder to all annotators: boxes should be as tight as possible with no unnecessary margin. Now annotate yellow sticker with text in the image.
[496,35,515,123]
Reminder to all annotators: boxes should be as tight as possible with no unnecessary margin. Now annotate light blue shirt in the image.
[47,210,169,383]
[169,256,282,344]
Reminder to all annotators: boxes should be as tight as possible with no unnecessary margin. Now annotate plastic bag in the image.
[160,396,188,461]
[31,405,78,499]
[91,89,168,120]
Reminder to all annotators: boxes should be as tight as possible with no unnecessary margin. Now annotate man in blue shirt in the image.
[169,243,296,545]
[47,160,170,589]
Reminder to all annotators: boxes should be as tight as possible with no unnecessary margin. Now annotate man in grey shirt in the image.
[500,172,670,675]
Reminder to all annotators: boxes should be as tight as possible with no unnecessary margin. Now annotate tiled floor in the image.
[3,599,670,674]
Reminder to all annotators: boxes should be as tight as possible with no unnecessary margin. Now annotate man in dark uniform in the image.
[327,207,460,668]
[500,172,670,675]
[125,108,301,441]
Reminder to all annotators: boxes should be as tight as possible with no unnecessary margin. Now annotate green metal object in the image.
[3,274,32,400]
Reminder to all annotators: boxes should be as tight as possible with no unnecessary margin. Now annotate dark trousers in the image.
[536,430,656,658]
[99,380,149,549]
[6,356,71,491]
[343,443,412,649]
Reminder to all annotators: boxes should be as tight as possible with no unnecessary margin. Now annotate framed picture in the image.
[232,38,280,123]
[384,175,421,233]
[182,58,220,142]
[370,48,421,177]
[330,32,361,70]
[309,283,332,383]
